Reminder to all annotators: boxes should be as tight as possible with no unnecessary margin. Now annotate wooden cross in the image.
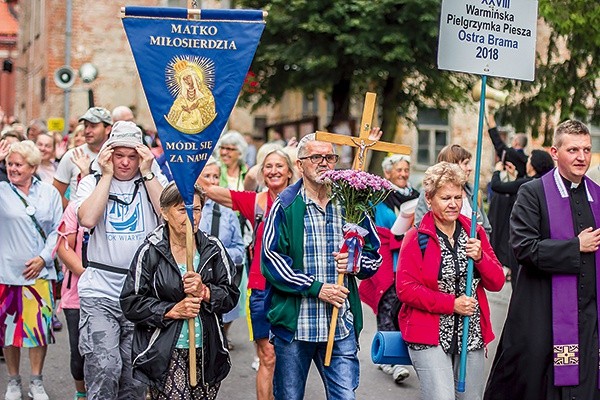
[316,92,412,366]
[315,92,411,172]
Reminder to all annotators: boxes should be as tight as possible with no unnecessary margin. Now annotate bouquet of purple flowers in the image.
[321,169,393,273]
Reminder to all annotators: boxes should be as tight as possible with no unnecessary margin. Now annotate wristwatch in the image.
[143,172,155,182]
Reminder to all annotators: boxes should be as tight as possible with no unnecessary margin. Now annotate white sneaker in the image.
[379,364,395,375]
[27,380,48,400]
[392,365,410,383]
[251,356,260,371]
[5,379,22,400]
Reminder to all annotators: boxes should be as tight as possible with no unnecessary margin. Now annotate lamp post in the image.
[79,63,98,108]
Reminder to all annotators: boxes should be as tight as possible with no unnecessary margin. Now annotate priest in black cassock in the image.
[485,120,600,400]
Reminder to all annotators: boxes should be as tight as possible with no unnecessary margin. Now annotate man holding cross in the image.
[261,133,382,400]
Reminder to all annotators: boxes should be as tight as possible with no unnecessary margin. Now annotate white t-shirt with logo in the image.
[75,173,166,300]
[54,144,98,202]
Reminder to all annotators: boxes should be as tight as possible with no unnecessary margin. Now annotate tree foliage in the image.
[238,0,473,172]
[239,0,600,164]
[497,0,600,145]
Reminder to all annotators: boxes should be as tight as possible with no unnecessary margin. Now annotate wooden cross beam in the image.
[315,92,411,171]
[317,92,412,367]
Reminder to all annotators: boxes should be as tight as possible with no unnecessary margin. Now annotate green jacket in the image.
[261,179,382,342]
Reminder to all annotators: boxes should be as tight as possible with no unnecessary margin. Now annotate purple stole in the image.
[542,168,600,388]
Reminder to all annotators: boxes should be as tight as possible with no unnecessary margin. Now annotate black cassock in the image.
[484,177,600,400]
[488,172,534,278]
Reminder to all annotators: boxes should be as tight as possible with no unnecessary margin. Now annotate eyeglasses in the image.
[298,154,339,164]
[219,146,238,152]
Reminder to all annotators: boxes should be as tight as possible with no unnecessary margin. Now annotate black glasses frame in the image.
[298,154,340,164]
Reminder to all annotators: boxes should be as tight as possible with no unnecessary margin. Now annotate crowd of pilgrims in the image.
[0,104,596,400]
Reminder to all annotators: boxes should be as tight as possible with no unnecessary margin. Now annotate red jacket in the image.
[396,212,504,346]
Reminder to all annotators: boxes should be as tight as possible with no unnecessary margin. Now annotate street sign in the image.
[438,0,538,81]
[47,117,65,132]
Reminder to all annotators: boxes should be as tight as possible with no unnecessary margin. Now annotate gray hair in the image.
[297,133,316,159]
[297,132,337,159]
[512,133,528,148]
[553,120,590,148]
[28,119,47,135]
[422,162,466,199]
[8,140,42,166]
[218,130,248,159]
[382,154,411,172]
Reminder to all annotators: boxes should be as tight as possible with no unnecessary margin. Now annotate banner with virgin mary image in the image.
[122,7,265,217]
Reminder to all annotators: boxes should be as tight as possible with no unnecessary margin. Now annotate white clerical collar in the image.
[553,168,593,202]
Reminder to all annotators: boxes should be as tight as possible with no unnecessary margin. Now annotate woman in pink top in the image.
[53,202,87,400]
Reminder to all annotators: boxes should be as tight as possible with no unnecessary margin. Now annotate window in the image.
[585,112,600,153]
[253,116,267,139]
[302,93,318,117]
[590,124,600,153]
[416,108,449,166]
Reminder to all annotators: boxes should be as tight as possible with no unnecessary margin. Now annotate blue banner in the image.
[122,7,265,219]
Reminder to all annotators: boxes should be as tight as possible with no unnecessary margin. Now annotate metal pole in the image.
[63,0,72,137]
[457,75,487,392]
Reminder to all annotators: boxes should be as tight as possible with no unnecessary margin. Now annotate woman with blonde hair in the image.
[397,162,504,399]
[414,144,492,234]
[0,140,62,400]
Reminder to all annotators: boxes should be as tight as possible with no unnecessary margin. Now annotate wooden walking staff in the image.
[315,92,411,366]
[184,1,199,389]
[185,217,198,387]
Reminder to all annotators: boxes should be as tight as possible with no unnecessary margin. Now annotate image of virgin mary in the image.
[165,62,217,134]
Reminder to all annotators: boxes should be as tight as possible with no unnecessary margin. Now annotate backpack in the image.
[389,231,429,330]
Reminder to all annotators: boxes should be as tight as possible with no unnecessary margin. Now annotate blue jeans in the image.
[272,328,360,400]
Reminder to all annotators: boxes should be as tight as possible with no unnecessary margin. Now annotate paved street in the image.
[0,284,511,399]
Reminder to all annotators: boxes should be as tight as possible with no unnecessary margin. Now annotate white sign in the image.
[438,0,538,81]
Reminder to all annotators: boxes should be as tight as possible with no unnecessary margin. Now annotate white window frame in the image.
[416,124,450,169]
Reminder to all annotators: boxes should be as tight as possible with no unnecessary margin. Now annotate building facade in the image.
[0,0,18,118]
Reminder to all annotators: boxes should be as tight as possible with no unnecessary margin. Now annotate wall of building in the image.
[0,0,19,118]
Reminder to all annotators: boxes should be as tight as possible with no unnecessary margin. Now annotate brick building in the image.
[0,0,18,118]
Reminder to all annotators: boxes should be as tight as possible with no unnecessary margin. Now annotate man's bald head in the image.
[111,106,135,123]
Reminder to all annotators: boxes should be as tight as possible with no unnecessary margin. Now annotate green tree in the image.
[497,0,600,145]
[239,0,473,172]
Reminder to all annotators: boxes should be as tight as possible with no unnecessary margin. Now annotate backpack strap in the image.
[417,232,429,257]
[248,192,269,263]
[253,191,268,231]
[92,172,160,226]
[210,202,221,237]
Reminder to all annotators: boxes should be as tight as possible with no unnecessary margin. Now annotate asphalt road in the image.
[0,285,511,399]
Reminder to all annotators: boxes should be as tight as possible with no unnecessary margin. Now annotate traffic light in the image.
[54,66,75,89]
